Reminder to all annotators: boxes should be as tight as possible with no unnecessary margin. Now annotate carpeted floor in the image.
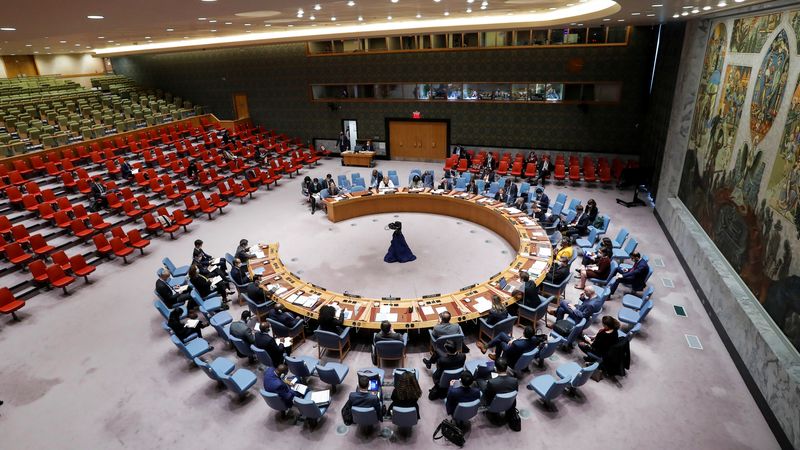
[0,159,780,449]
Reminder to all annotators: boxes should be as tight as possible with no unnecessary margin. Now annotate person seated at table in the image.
[254,321,290,366]
[188,264,231,303]
[479,326,545,366]
[429,341,466,398]
[363,139,374,152]
[437,176,453,190]
[608,252,649,295]
[369,170,384,189]
[389,370,422,418]
[529,187,550,220]
[478,357,518,408]
[348,375,384,422]
[579,316,621,362]
[576,248,611,289]
[554,286,601,322]
[494,187,506,202]
[167,308,207,342]
[245,274,268,303]
[482,168,496,184]
[465,178,479,195]
[156,269,192,309]
[372,320,403,364]
[269,304,302,328]
[445,371,481,416]
[192,239,229,281]
[409,174,424,189]
[317,304,344,334]
[545,255,571,285]
[324,173,339,195]
[555,237,574,262]
[564,204,591,238]
[230,258,251,286]
[582,237,613,266]
[235,239,255,262]
[423,312,463,368]
[263,364,303,408]
[379,176,396,190]
[485,295,509,325]
[504,180,518,206]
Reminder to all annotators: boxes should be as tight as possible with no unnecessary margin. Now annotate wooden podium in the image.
[342,151,374,167]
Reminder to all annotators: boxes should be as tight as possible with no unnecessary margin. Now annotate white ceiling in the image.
[0,0,773,56]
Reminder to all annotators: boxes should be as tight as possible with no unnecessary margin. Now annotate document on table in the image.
[435,306,448,314]
[277,337,293,347]
[421,306,435,316]
[286,293,301,303]
[379,305,391,314]
[505,207,522,214]
[342,310,353,320]
[375,313,398,322]
[253,267,266,275]
[311,390,331,405]
[292,383,308,396]
[431,189,445,194]
[472,297,492,313]
[302,295,320,308]
[185,319,199,328]
[538,247,552,257]
[530,260,548,275]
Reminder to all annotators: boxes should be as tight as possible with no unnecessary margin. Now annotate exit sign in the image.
[412,111,422,119]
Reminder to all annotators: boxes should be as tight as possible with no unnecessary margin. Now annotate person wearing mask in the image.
[347,375,383,422]
[555,238,574,262]
[155,269,192,309]
[317,304,344,334]
[235,239,255,262]
[263,364,303,408]
[369,170,384,190]
[582,238,613,266]
[514,271,539,308]
[608,252,649,294]
[494,187,506,202]
[230,311,255,348]
[254,321,290,366]
[576,248,611,289]
[409,174,424,189]
[192,239,229,280]
[484,152,497,171]
[585,198,599,223]
[554,286,601,322]
[379,176,396,190]
[465,178,478,195]
[564,204,591,238]
[245,274,269,304]
[389,370,422,417]
[479,357,518,408]
[188,264,230,303]
[530,187,550,220]
[504,180,518,206]
[445,371,481,416]
[546,255,571,285]
[324,174,339,195]
[363,139,374,152]
[579,316,621,362]
[167,308,207,343]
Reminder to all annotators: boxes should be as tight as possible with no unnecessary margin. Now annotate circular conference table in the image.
[247,187,553,330]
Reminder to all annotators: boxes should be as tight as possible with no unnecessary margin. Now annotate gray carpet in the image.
[0,159,780,449]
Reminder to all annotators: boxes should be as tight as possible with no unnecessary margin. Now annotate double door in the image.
[388,120,448,161]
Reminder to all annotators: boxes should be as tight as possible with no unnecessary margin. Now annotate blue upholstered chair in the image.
[565,198,581,214]
[533,334,563,368]
[619,254,649,271]
[314,327,351,362]
[576,227,599,251]
[453,177,468,192]
[550,317,587,349]
[487,182,500,196]
[452,399,481,426]
[612,237,639,261]
[438,368,465,390]
[285,354,319,382]
[429,327,464,353]
[157,268,186,286]
[217,365,258,399]
[170,334,211,360]
[251,345,275,368]
[374,333,408,367]
[352,406,382,429]
[618,300,654,326]
[294,396,328,428]
[549,201,564,218]
[339,177,352,192]
[611,228,629,248]
[261,389,293,416]
[243,291,274,319]
[267,316,305,344]
[594,215,610,236]
[618,323,642,343]
[545,220,561,237]
[209,313,233,346]
[528,375,570,410]
[589,260,619,286]
[229,335,255,361]
[563,209,577,224]
[478,315,517,343]
[556,361,599,395]
[510,347,538,377]
[622,286,654,310]
[476,179,486,193]
[550,193,567,210]
[391,406,418,430]
[389,173,400,186]
[486,391,517,414]
[162,257,189,277]
[153,298,187,320]
[518,295,553,326]
[349,184,365,193]
[465,359,493,380]
[189,289,223,315]
[541,272,571,299]
[316,362,349,391]
[194,357,234,384]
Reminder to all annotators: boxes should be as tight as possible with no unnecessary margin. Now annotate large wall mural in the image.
[679,11,800,352]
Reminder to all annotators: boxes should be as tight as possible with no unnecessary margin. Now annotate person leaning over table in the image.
[485,295,509,325]
[369,170,384,189]
[235,238,255,262]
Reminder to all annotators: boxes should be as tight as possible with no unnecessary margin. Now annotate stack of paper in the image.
[431,189,445,194]
[421,306,435,316]
[292,383,308,395]
[530,260,548,274]
[379,305,391,314]
[375,313,398,322]
[253,267,266,275]
[210,276,223,286]
[311,390,331,405]
[472,297,492,313]
[505,207,522,214]
[185,319,200,328]
[538,247,552,257]
[435,306,448,314]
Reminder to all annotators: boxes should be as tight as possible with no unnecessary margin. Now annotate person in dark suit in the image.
[263,364,302,408]
[245,275,268,304]
[269,304,301,328]
[188,264,230,302]
[504,180,518,206]
[538,157,551,184]
[423,312,464,368]
[156,269,192,309]
[317,304,344,334]
[479,358,519,407]
[90,177,108,209]
[348,376,383,422]
[192,239,229,280]
[230,258,251,286]
[516,271,539,308]
[484,153,497,170]
[451,145,463,158]
[555,286,601,322]
[564,204,591,238]
[235,239,255,262]
[579,316,621,362]
[466,179,478,195]
[585,198,599,223]
[479,326,545,369]
[120,159,133,180]
[445,371,481,416]
[483,168,496,184]
[608,252,649,294]
[372,321,404,364]
[369,170,384,190]
[363,139,375,152]
[431,340,466,385]
[336,132,350,152]
[530,187,549,220]
[186,159,199,180]
[167,307,205,342]
[254,321,290,366]
[546,255,571,285]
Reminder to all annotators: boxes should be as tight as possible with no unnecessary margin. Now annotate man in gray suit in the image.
[230,310,255,351]
[372,321,403,364]
[423,312,463,368]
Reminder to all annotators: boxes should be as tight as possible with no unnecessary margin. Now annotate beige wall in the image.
[34,54,104,76]
[0,58,6,78]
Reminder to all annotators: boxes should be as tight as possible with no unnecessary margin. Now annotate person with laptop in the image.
[347,374,384,422]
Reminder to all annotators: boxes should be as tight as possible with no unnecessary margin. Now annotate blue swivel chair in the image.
[550,193,567,210]
[170,334,212,361]
[563,209,577,224]
[565,198,581,214]
[223,252,234,266]
[349,184,365,193]
[528,375,570,410]
[267,317,306,344]
[549,201,564,218]
[618,323,642,343]
[518,295,553,326]
[533,334,563,368]
[576,227,599,251]
[612,237,639,261]
[487,182,500,196]
[453,177,467,192]
[438,368,465,390]
[452,399,481,426]
[595,215,610,236]
[545,219,561,236]
[157,268,186,286]
[374,333,408,367]
[209,314,233,346]
[243,292,274,319]
[476,179,486,193]
[429,327,465,353]
[261,389,293,416]
[389,173,400,186]
[622,286,655,310]
[541,271,571,299]
[589,260,619,286]
[465,359,493,380]
[391,407,418,431]
[189,290,223,315]
[611,228,629,248]
[153,298,187,320]
[350,173,361,184]
[619,254,649,271]
[339,177,352,192]
[486,391,517,415]
[285,354,319,382]
[216,363,257,399]
[618,300,654,327]
[316,362,349,391]
[162,257,189,277]
[294,397,329,428]
[251,345,275,368]
[194,357,235,384]
[550,317,587,349]
[314,327,351,362]
[352,406,382,429]
[556,361,599,395]
[229,335,255,361]
[510,348,538,377]
[478,315,516,344]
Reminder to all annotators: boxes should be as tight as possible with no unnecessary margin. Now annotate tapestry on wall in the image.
[679,11,800,352]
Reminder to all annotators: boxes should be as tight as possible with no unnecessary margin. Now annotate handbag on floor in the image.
[507,408,522,432]
[433,418,465,447]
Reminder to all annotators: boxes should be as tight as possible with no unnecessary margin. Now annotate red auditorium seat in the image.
[46,265,76,294]
[110,238,134,264]
[142,213,163,235]
[0,287,25,321]
[11,225,31,245]
[69,255,96,283]
[88,213,112,231]
[553,162,566,182]
[524,163,537,179]
[93,234,113,257]
[127,230,150,254]
[0,215,12,234]
[29,260,49,283]
[496,161,509,176]
[29,234,55,256]
[70,219,94,239]
[51,251,72,272]
[5,242,33,266]
[111,227,130,245]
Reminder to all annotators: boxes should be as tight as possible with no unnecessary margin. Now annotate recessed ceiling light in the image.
[358,15,364,21]
[108,40,114,42]
[466,8,472,13]
[115,43,120,46]
[144,36,151,39]
[444,11,450,15]
[434,0,441,3]
[75,43,81,46]
[209,19,217,23]
[566,3,574,5]
[691,8,699,13]
[0,27,16,31]
[310,15,316,20]
[480,5,487,8]
[652,3,662,6]
[631,12,640,15]
[391,0,399,3]
[734,0,744,2]
[210,29,217,32]
[682,5,693,8]
[87,15,104,20]
[59,40,67,43]
[44,46,50,49]
[97,36,105,39]
[549,7,557,10]
[246,30,252,33]
[25,44,31,47]
[577,23,583,26]
[717,1,727,5]
[224,22,232,25]
[288,24,294,27]
[33,51,38,54]
[416,13,421,18]
[467,0,474,3]
[570,22,576,25]
[387,15,392,20]
[347,0,355,5]
[314,4,322,10]
[147,40,153,42]
[166,28,174,31]
[264,24,271,27]
[617,18,625,21]
[702,5,711,10]
[198,17,207,21]
[673,13,680,17]
[244,23,251,26]
[681,11,689,15]
[602,18,610,21]
[201,0,217,2]
[646,13,655,16]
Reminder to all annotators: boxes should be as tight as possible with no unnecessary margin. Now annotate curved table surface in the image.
[248,188,553,330]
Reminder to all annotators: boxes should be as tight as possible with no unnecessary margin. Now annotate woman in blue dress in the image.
[384,221,416,263]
